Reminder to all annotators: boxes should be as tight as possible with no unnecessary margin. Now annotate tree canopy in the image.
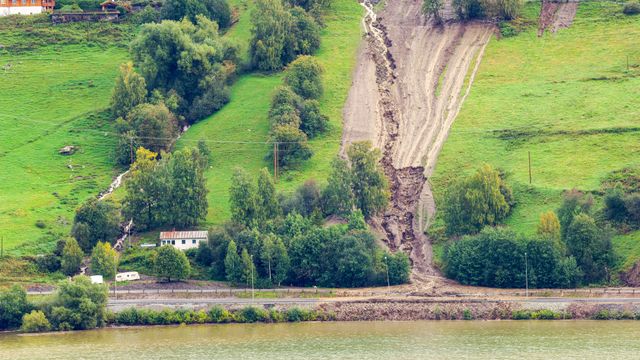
[154,246,191,282]
[71,199,122,254]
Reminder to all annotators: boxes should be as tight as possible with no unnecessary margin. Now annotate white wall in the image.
[0,6,43,16]
[160,238,205,251]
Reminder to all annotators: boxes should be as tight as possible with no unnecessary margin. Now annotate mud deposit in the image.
[538,0,579,36]
[343,0,492,278]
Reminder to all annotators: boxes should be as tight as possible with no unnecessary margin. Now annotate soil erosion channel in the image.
[538,0,579,36]
[343,0,492,278]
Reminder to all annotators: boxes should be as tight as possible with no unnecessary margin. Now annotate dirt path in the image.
[538,0,579,36]
[342,0,492,280]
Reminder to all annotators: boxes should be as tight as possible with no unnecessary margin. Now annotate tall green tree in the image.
[564,214,615,284]
[256,168,281,222]
[250,0,290,71]
[443,164,513,235]
[557,189,593,240]
[322,157,354,216]
[163,147,209,227]
[123,148,166,230]
[161,0,231,28]
[282,11,321,67]
[229,168,259,227]
[224,240,243,284]
[0,286,32,330]
[271,237,290,286]
[90,242,118,279]
[153,245,191,282]
[119,102,178,155]
[110,62,147,118]
[346,141,389,219]
[61,238,84,276]
[241,248,255,286]
[71,199,122,254]
[130,17,236,122]
[422,0,444,23]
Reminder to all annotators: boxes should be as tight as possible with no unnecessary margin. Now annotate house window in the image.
[171,240,175,245]
[21,0,26,5]
[31,0,36,4]
[192,239,196,244]
[12,0,17,5]
[181,239,186,245]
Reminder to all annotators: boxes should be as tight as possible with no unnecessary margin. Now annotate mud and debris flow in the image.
[538,0,579,36]
[343,0,491,279]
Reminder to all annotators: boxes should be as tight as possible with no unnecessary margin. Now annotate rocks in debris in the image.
[59,145,77,155]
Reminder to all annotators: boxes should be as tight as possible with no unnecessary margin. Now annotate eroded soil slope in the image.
[342,0,492,278]
[538,0,579,36]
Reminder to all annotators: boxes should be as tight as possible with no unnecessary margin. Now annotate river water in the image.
[2,321,639,359]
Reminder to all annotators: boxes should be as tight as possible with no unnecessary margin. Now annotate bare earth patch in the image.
[538,0,579,36]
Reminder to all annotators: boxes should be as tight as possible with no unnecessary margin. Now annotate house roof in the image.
[160,231,208,240]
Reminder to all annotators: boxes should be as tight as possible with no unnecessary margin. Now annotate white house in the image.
[159,230,208,250]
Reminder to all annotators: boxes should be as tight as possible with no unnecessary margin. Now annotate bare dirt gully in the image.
[538,0,579,36]
[343,0,492,281]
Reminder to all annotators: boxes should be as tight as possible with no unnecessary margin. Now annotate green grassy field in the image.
[431,1,640,270]
[0,40,128,255]
[177,0,364,225]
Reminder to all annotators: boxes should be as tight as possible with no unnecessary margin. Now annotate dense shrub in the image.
[235,306,269,323]
[0,286,32,330]
[208,306,233,323]
[45,276,109,331]
[36,254,61,273]
[623,2,640,15]
[20,310,51,333]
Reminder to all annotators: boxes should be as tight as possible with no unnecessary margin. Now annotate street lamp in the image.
[250,255,255,303]
[525,252,529,298]
[384,256,390,295]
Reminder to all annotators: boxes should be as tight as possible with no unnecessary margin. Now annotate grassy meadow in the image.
[0,16,132,254]
[177,0,364,225]
[431,1,640,270]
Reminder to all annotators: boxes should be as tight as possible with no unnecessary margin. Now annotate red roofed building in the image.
[0,0,55,16]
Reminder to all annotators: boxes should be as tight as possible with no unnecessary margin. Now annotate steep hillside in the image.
[431,1,640,269]
[176,0,363,224]
[0,18,131,254]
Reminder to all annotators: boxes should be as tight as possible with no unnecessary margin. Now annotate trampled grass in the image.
[177,0,364,225]
[431,1,640,268]
[0,39,128,254]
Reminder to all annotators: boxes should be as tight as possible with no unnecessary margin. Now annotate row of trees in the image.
[423,0,523,23]
[267,56,328,168]
[0,277,108,332]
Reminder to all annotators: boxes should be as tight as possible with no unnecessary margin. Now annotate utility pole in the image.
[129,136,134,164]
[1,237,3,258]
[114,260,117,301]
[525,252,529,298]
[528,151,532,184]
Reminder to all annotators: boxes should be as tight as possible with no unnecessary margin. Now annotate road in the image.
[107,297,320,311]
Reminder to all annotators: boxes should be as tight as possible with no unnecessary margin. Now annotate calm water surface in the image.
[2,321,640,359]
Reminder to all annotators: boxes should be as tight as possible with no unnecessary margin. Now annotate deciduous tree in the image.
[71,199,122,254]
[153,245,191,282]
[61,238,84,276]
[347,141,389,219]
[110,62,147,118]
[90,242,118,279]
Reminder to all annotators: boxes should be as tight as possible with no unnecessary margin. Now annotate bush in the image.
[36,254,61,273]
[235,306,268,323]
[531,309,560,320]
[623,2,640,15]
[20,311,52,333]
[511,310,531,320]
[208,306,233,323]
[284,56,324,100]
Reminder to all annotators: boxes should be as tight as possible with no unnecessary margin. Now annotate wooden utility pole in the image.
[1,237,3,258]
[528,151,532,184]
[273,142,278,182]
[129,136,134,164]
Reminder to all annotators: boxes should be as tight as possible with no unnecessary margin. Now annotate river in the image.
[2,321,640,359]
